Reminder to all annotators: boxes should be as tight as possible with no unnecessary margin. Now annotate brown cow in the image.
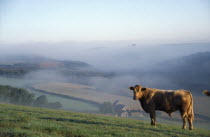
[129,85,194,130]
[203,90,210,96]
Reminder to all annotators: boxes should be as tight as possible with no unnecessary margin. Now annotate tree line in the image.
[0,85,62,109]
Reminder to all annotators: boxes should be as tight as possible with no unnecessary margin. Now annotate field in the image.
[0,77,99,112]
[32,82,142,110]
[0,104,210,137]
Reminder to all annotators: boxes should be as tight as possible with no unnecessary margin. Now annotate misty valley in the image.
[0,45,210,130]
[1,1,210,136]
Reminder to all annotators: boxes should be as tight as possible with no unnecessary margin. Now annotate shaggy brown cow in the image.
[129,85,194,130]
[203,90,210,96]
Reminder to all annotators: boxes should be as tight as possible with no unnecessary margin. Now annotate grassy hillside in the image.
[0,104,210,137]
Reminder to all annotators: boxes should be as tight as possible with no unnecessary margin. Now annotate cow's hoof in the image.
[151,123,157,126]
[182,125,187,129]
[189,127,193,130]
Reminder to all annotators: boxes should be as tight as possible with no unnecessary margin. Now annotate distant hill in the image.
[0,55,112,79]
[160,51,210,70]
[130,52,210,93]
[0,55,91,68]
[157,52,210,92]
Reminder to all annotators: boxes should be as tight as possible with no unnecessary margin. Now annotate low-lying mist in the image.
[1,42,210,71]
[24,70,69,83]
[1,42,210,95]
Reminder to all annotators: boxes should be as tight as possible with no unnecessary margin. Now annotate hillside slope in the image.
[0,104,210,137]
[159,52,210,92]
[131,52,210,93]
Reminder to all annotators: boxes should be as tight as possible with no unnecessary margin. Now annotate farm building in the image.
[113,100,144,117]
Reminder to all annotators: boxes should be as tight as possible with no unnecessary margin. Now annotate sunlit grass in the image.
[0,104,210,137]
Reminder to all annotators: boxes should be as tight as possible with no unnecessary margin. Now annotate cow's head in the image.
[129,85,147,100]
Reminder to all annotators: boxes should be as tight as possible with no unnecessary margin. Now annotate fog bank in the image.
[1,42,210,72]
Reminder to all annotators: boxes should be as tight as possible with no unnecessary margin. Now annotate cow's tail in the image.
[187,91,194,121]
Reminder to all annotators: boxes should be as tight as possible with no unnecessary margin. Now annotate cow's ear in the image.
[141,87,147,91]
[129,86,134,90]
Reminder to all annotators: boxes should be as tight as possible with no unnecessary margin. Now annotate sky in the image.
[0,0,210,44]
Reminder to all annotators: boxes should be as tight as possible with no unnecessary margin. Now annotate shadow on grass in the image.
[4,108,43,113]
[40,117,193,136]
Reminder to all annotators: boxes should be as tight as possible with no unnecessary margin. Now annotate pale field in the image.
[32,82,142,111]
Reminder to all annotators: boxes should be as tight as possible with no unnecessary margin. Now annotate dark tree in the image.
[33,95,48,108]
[99,102,115,114]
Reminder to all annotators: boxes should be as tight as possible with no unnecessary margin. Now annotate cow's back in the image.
[148,89,192,113]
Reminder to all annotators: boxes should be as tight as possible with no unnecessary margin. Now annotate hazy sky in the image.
[0,0,210,44]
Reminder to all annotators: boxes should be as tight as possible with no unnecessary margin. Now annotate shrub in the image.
[0,85,34,105]
[33,95,48,108]
[0,85,62,109]
[99,102,115,114]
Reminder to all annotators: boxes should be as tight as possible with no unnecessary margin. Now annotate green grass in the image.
[0,104,210,137]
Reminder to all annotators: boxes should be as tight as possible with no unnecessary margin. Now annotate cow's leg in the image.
[180,111,187,129]
[187,106,194,130]
[150,112,157,126]
[187,115,193,130]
